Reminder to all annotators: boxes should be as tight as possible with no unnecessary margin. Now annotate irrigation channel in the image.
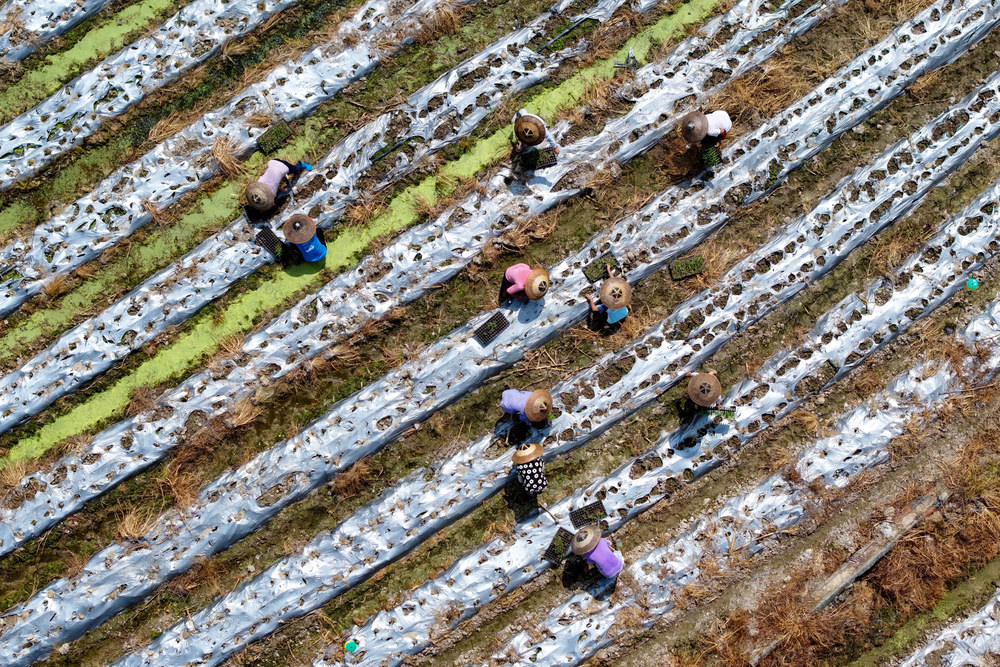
[1,0,993,662]
[118,39,1000,667]
[0,0,837,549]
[0,0,116,62]
[0,0,480,317]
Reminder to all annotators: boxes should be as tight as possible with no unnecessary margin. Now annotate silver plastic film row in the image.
[0,0,113,62]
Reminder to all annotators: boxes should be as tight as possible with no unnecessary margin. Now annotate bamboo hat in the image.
[512,442,543,465]
[687,372,722,407]
[524,268,551,300]
[599,276,632,310]
[524,389,552,422]
[245,182,275,212]
[571,524,602,555]
[680,111,709,143]
[515,114,546,146]
[283,214,317,244]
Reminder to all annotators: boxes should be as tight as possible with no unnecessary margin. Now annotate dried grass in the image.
[229,397,263,428]
[147,111,199,145]
[41,273,72,300]
[331,457,374,499]
[709,58,806,126]
[218,332,246,358]
[211,137,247,179]
[143,200,173,227]
[417,2,461,43]
[246,113,273,128]
[0,459,29,489]
[116,507,159,540]
[127,385,160,417]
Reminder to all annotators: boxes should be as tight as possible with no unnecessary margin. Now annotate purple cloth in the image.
[500,389,532,421]
[585,538,624,578]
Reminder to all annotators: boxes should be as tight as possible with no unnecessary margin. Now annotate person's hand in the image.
[606,265,616,278]
[585,294,598,311]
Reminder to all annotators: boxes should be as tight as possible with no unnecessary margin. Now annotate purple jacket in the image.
[500,389,532,421]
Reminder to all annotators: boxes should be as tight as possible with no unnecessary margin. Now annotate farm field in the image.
[1,0,1000,664]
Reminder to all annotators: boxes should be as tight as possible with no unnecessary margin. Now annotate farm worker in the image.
[282,214,327,263]
[513,109,560,152]
[571,524,624,578]
[686,369,722,408]
[245,159,313,213]
[500,388,552,424]
[679,110,732,176]
[499,263,551,303]
[511,442,548,495]
[585,265,631,328]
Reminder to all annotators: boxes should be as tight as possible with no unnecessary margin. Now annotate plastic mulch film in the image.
[0,0,479,319]
[310,109,1000,667]
[0,0,635,438]
[901,587,1000,666]
[110,39,1000,667]
[0,0,831,553]
[0,0,306,189]
[484,305,1000,667]
[0,0,113,62]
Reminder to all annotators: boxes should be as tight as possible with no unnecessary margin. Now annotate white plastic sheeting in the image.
[0,0,113,62]
[0,0,478,318]
[902,587,1000,666]
[0,0,304,189]
[487,303,1000,667]
[0,0,830,555]
[107,15,1000,665]
[316,152,1000,667]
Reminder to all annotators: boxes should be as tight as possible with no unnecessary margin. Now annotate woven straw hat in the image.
[515,114,546,146]
[680,111,709,143]
[599,276,632,310]
[283,214,317,244]
[512,442,543,465]
[245,182,275,212]
[687,372,722,407]
[524,268,551,300]
[524,389,552,423]
[571,524,602,555]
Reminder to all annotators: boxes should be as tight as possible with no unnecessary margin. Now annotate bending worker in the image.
[245,158,313,214]
[585,265,631,328]
[501,388,553,424]
[679,109,732,175]
[500,263,551,304]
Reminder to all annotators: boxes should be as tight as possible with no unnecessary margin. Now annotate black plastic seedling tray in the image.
[474,311,510,346]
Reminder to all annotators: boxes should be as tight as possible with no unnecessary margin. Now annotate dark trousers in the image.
[499,275,516,304]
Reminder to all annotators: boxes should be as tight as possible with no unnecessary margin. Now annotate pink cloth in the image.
[257,160,290,195]
[505,263,532,295]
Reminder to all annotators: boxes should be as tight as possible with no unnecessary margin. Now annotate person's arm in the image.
[507,283,524,296]
[585,295,599,312]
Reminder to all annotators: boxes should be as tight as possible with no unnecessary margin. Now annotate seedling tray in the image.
[254,227,282,259]
[570,500,607,529]
[582,253,621,283]
[701,407,736,419]
[257,122,292,154]
[669,255,705,281]
[521,146,558,170]
[474,312,509,346]
[542,527,575,564]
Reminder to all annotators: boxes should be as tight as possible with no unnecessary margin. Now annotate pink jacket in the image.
[504,263,532,295]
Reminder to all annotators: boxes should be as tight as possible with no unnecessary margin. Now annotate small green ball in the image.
[967,278,979,290]
[345,639,358,653]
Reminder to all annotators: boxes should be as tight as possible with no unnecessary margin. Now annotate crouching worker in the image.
[571,524,624,578]
[500,263,551,304]
[679,110,732,177]
[245,158,313,217]
[501,388,552,425]
[687,369,722,408]
[282,214,326,264]
[513,109,559,170]
[511,442,547,495]
[585,266,631,330]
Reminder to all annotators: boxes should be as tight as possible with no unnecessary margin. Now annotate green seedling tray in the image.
[257,122,293,154]
[669,255,705,281]
[701,407,736,419]
[582,252,621,283]
[543,527,575,563]
[521,145,558,170]
[474,311,510,346]
[570,500,607,529]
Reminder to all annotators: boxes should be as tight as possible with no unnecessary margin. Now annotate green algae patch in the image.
[0,201,38,242]
[0,0,181,125]
[1,0,720,464]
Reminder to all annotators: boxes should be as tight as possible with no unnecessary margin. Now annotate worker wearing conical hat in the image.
[513,109,560,153]
[499,263,551,304]
[500,388,553,424]
[282,214,327,263]
[679,110,731,177]
[571,524,624,578]
[245,158,313,214]
[512,442,547,495]
[686,369,722,408]
[585,265,631,328]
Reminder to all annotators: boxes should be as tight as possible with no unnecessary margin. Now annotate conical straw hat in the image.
[599,276,632,310]
[512,442,543,465]
[283,214,316,244]
[245,182,274,212]
[524,389,552,422]
[571,524,602,555]
[680,111,709,143]
[687,372,721,407]
[515,114,546,146]
[524,268,551,300]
